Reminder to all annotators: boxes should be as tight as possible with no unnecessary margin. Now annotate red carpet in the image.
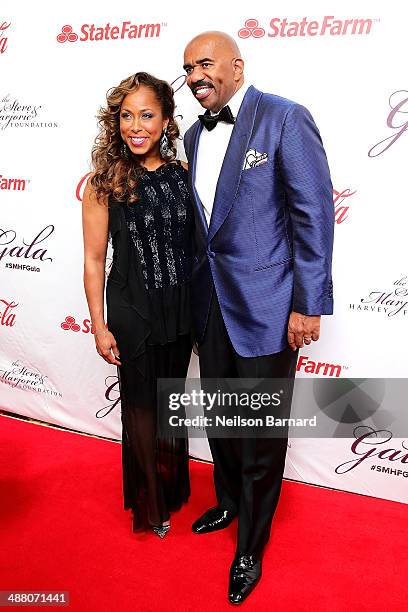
[1,412,407,611]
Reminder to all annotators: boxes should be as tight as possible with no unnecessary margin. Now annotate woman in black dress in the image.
[82,72,193,538]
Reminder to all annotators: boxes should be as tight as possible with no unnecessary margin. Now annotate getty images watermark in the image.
[159,378,306,438]
[166,386,314,428]
[157,378,408,439]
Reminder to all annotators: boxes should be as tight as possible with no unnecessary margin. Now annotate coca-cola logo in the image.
[350,276,408,318]
[369,90,408,157]
[77,176,355,230]
[74,174,113,278]
[0,225,54,272]
[76,172,92,202]
[333,188,356,224]
[0,360,62,398]
[56,21,164,45]
[0,94,58,130]
[60,315,97,335]
[238,16,375,39]
[0,21,10,54]
[96,375,120,418]
[0,174,28,191]
[0,298,18,327]
[336,427,408,474]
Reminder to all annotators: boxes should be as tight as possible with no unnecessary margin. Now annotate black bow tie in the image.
[198,105,235,131]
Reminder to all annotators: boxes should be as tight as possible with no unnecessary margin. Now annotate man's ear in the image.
[233,58,244,81]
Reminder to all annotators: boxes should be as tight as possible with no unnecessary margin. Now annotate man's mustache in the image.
[191,81,214,93]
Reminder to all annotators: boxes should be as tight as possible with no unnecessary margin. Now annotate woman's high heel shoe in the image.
[151,524,171,539]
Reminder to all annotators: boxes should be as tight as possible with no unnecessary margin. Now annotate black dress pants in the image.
[198,290,298,557]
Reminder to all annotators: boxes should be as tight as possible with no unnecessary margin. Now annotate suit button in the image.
[207,250,215,259]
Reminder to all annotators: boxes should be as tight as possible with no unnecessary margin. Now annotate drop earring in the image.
[159,127,172,159]
[121,141,131,159]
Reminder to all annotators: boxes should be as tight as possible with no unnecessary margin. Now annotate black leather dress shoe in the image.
[228,553,262,605]
[192,506,236,534]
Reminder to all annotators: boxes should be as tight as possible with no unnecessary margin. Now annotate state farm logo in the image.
[56,21,164,44]
[61,316,81,332]
[238,19,265,39]
[0,174,29,191]
[60,315,96,334]
[0,298,18,328]
[56,25,78,43]
[297,355,343,378]
[238,16,376,39]
[0,21,10,54]
[334,188,356,224]
[350,275,408,318]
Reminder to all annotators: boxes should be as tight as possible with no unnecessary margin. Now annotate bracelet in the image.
[94,328,109,337]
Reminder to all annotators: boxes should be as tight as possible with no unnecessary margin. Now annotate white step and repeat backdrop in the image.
[1,1,407,504]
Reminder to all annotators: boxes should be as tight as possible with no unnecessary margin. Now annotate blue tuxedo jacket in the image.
[183,85,334,357]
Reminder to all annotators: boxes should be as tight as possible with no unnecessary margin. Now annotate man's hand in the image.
[287,311,321,351]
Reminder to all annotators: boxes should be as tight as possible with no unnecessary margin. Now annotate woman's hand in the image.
[94,329,121,366]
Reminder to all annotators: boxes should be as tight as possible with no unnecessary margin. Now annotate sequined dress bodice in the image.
[124,161,193,291]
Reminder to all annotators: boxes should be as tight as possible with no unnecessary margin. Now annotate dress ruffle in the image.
[106,201,192,378]
[146,282,191,346]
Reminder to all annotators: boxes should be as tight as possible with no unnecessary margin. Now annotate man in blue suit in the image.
[183,31,334,604]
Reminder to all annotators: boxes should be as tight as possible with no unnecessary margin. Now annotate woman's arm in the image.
[82,177,121,365]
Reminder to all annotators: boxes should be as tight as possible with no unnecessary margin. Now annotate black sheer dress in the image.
[106,160,193,531]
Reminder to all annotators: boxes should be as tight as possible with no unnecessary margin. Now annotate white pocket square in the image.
[243,148,268,170]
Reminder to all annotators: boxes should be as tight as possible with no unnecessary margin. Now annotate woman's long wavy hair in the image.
[90,72,179,204]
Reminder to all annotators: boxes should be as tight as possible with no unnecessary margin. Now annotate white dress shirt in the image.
[195,82,251,226]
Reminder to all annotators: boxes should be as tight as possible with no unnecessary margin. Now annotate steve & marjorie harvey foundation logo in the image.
[350,276,408,318]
